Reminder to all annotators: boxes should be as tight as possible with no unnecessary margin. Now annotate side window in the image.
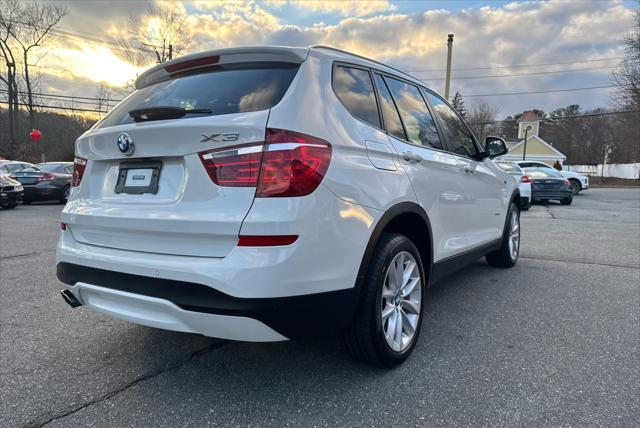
[384,77,442,149]
[333,66,380,129]
[372,74,406,141]
[426,92,479,158]
[0,166,8,174]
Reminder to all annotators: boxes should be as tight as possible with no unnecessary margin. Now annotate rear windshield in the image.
[525,169,561,178]
[496,162,520,173]
[96,64,299,129]
[35,163,65,172]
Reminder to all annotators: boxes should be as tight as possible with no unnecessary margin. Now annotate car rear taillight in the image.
[199,143,264,187]
[256,129,331,197]
[198,129,331,197]
[37,173,55,182]
[521,175,532,183]
[71,157,86,187]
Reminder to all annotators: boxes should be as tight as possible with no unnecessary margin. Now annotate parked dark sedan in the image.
[0,175,23,209]
[522,168,573,205]
[11,162,73,204]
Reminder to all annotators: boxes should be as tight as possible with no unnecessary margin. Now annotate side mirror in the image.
[485,136,508,158]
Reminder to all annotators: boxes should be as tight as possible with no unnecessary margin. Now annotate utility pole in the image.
[168,44,173,61]
[444,34,454,100]
[522,125,532,160]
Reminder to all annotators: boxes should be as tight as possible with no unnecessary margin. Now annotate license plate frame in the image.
[115,160,162,194]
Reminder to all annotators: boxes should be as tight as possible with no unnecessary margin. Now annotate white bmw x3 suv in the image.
[57,46,521,367]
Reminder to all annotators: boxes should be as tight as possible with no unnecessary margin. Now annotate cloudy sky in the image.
[31,0,638,117]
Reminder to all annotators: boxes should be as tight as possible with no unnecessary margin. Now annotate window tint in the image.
[333,66,380,128]
[384,77,441,149]
[373,74,406,140]
[427,93,479,158]
[6,163,28,173]
[96,65,299,129]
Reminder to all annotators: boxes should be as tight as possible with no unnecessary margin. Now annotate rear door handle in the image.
[462,167,474,174]
[402,152,423,163]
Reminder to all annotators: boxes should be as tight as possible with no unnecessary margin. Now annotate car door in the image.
[373,73,472,261]
[424,91,508,248]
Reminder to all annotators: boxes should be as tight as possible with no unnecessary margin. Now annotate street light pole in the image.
[522,125,532,160]
[444,34,454,100]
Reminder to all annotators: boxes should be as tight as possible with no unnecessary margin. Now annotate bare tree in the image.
[467,99,500,142]
[5,1,67,130]
[95,82,113,116]
[612,7,640,108]
[0,0,21,153]
[117,2,194,67]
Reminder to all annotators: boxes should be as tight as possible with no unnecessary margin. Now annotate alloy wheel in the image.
[381,251,422,352]
[508,210,520,261]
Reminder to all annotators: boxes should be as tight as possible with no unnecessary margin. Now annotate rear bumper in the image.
[56,185,380,340]
[23,183,63,200]
[57,262,357,340]
[531,191,572,200]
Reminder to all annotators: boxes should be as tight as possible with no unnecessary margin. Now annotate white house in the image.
[500,111,567,166]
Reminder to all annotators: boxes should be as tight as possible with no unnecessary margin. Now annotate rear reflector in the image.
[71,157,87,187]
[238,235,298,246]
[198,129,331,197]
[165,55,220,73]
[256,129,331,198]
[60,222,67,231]
[521,175,532,183]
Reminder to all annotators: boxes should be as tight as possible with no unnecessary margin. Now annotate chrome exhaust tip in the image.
[60,289,82,308]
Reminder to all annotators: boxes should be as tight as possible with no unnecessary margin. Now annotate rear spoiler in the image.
[135,46,309,89]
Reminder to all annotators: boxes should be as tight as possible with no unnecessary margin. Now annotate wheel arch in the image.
[355,202,434,292]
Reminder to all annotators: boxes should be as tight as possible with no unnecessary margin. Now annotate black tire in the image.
[1,203,18,209]
[486,202,520,268]
[569,179,581,195]
[22,200,31,205]
[561,196,573,205]
[60,186,70,203]
[344,233,426,368]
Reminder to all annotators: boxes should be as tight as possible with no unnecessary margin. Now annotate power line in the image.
[0,89,123,103]
[461,84,621,98]
[0,100,103,113]
[424,66,615,81]
[404,56,625,73]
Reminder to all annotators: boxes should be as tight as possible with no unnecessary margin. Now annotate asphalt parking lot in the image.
[1,188,638,427]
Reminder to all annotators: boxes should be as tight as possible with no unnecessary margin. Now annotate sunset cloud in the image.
[26,0,638,116]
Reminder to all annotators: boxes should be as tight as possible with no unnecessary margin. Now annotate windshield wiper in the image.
[128,106,212,122]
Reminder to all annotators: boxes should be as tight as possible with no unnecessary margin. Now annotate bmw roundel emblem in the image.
[117,133,135,156]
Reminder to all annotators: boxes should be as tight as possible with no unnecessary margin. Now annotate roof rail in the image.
[310,45,427,86]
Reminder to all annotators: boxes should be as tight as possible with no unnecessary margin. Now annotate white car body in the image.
[56,46,520,355]
[515,160,589,192]
[495,161,531,208]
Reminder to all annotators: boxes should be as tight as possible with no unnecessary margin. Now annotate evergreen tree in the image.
[451,91,467,118]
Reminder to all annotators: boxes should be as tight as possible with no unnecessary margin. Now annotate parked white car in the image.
[56,46,522,367]
[515,160,589,195]
[495,161,531,210]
